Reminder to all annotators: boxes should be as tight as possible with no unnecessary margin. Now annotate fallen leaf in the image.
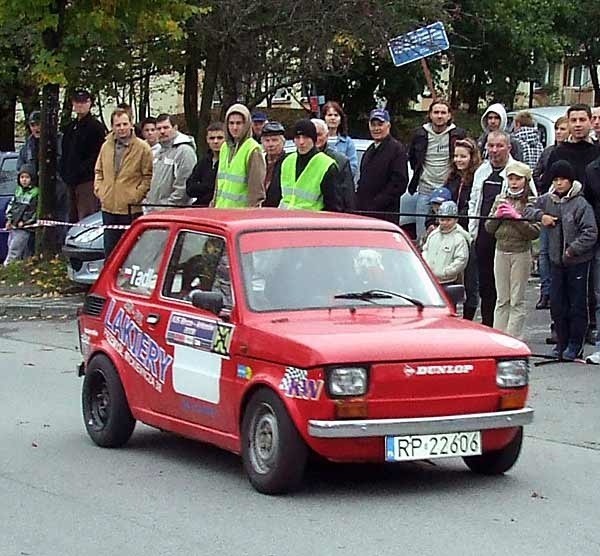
[31,442,38,447]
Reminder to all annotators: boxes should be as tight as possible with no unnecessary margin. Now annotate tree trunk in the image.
[37,83,60,256]
[587,62,600,107]
[184,60,199,141]
[198,47,220,157]
[139,71,150,120]
[0,93,16,151]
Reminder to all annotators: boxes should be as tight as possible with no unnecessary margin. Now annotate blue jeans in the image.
[538,228,551,296]
[415,193,431,242]
[550,261,590,353]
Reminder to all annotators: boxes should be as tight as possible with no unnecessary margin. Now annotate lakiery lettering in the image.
[104,299,173,392]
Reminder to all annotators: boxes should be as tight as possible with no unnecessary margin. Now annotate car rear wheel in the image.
[82,354,135,448]
[463,427,523,475]
[242,388,307,494]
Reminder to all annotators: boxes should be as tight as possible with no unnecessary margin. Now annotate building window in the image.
[566,65,591,88]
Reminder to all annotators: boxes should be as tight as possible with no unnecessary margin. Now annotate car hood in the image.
[241,311,529,367]
[65,211,104,248]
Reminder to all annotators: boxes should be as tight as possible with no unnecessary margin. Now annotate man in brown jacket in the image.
[94,107,153,257]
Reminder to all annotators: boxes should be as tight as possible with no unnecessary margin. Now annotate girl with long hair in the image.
[322,101,358,177]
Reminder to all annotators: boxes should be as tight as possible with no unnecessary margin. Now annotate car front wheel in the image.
[463,427,523,475]
[242,388,307,494]
[82,354,135,448]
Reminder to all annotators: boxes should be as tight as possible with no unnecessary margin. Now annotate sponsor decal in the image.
[122,265,157,290]
[404,363,474,377]
[104,299,173,393]
[166,313,234,358]
[83,327,99,337]
[237,364,253,380]
[181,398,217,417]
[279,366,324,401]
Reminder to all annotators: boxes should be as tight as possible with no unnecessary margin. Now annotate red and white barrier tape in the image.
[25,219,131,230]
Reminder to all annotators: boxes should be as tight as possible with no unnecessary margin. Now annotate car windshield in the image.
[239,229,446,312]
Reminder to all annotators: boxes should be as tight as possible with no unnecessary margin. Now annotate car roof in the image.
[134,208,398,234]
[0,151,18,158]
[508,106,570,123]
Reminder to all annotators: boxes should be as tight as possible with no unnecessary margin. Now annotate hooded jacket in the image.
[94,131,153,215]
[512,126,544,169]
[477,103,523,162]
[146,130,197,208]
[212,104,266,207]
[535,181,597,266]
[6,165,39,226]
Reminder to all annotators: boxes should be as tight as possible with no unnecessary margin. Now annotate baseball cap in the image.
[71,89,93,103]
[505,161,532,180]
[28,111,41,124]
[369,108,390,122]
[261,121,285,136]
[429,187,452,205]
[438,200,458,217]
[251,111,268,122]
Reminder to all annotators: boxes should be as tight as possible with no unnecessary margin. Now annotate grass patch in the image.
[0,255,83,296]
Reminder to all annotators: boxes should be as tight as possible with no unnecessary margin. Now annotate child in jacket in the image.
[485,161,540,339]
[3,165,39,266]
[422,201,469,285]
[536,160,597,361]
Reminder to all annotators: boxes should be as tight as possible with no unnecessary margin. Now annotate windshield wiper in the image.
[334,289,425,312]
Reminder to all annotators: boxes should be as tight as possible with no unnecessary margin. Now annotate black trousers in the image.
[475,232,497,327]
[550,261,590,352]
[102,211,139,258]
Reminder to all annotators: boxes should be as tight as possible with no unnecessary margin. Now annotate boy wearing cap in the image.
[422,200,469,285]
[356,108,408,223]
[60,89,106,221]
[536,160,597,360]
[484,161,540,339]
[278,119,340,211]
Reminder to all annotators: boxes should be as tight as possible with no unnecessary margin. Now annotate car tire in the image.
[82,354,135,448]
[241,388,307,494]
[463,427,523,475]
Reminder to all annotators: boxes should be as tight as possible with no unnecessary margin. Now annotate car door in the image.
[147,228,238,433]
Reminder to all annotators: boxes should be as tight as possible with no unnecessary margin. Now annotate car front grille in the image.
[82,294,106,317]
[69,257,83,271]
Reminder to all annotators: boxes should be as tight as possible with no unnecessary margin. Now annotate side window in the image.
[162,231,232,307]
[116,228,169,296]
[0,157,18,196]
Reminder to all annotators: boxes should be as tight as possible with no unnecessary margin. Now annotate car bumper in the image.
[63,246,105,284]
[308,408,534,438]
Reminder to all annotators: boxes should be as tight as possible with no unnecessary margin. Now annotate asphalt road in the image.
[0,306,599,556]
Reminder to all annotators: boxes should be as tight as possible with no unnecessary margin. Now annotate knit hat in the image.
[505,160,532,180]
[438,200,458,217]
[429,187,452,205]
[18,163,37,185]
[547,160,575,182]
[293,119,317,143]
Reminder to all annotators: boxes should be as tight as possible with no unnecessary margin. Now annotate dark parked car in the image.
[0,151,19,262]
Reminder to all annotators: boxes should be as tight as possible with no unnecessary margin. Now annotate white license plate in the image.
[385,431,481,462]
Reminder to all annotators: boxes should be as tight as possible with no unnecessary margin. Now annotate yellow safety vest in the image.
[279,152,334,211]
[214,138,260,208]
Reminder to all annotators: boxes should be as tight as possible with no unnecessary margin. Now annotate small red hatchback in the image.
[78,209,534,494]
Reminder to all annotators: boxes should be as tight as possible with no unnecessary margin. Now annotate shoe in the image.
[551,346,563,359]
[535,294,550,310]
[545,330,558,345]
[562,344,583,362]
[585,351,600,364]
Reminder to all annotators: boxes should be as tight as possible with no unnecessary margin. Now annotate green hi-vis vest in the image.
[279,152,334,211]
[214,138,260,208]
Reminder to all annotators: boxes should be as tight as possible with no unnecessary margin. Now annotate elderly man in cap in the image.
[356,108,408,223]
[278,119,340,212]
[17,111,42,175]
[251,111,268,142]
[260,121,287,207]
[60,89,106,221]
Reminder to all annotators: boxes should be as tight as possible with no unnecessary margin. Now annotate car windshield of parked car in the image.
[239,229,445,312]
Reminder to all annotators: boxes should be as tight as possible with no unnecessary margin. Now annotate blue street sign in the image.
[388,22,450,67]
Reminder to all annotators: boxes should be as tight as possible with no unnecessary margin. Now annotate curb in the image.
[0,296,84,319]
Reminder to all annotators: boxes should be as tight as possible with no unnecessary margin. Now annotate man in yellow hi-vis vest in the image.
[212,104,266,208]
[278,119,341,212]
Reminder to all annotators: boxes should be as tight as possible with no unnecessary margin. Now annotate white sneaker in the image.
[585,351,600,365]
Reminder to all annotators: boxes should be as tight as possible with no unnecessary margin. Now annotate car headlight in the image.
[496,359,529,388]
[327,366,368,396]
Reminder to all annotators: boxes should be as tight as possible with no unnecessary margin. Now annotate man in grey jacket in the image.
[145,113,197,210]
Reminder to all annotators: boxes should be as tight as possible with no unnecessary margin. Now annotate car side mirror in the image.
[190,290,224,315]
[443,284,465,307]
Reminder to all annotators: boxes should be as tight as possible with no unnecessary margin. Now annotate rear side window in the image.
[116,228,169,296]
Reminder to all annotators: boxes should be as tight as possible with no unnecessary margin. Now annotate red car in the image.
[78,209,534,494]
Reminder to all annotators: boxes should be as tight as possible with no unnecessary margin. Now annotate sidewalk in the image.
[0,287,84,319]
